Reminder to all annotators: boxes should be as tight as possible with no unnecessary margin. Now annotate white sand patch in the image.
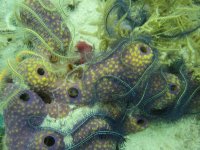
[124,116,200,150]
[67,0,101,51]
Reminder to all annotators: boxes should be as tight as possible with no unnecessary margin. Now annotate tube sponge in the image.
[16,0,71,57]
[17,58,57,91]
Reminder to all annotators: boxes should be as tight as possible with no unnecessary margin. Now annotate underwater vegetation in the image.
[95,0,200,80]
[0,0,200,149]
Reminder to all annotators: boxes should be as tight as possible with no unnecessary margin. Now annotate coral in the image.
[138,71,183,115]
[95,0,200,82]
[46,40,157,105]
[16,0,72,57]
[51,81,89,104]
[2,86,68,149]
[1,0,200,150]
[3,87,47,149]
[120,41,154,75]
[79,137,118,150]
[67,113,124,150]
[45,101,71,119]
[152,73,182,110]
[17,58,57,91]
[28,131,65,150]
[123,115,148,135]
[101,103,125,120]
[82,40,157,103]
[72,117,112,143]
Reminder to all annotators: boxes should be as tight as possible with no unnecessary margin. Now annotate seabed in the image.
[0,0,200,150]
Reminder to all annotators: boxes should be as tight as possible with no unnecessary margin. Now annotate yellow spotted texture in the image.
[52,81,87,104]
[102,103,124,120]
[121,42,154,75]
[152,73,182,110]
[4,89,46,150]
[45,101,71,118]
[19,0,71,56]
[81,41,155,102]
[123,115,147,134]
[30,131,65,150]
[72,117,112,144]
[18,58,57,90]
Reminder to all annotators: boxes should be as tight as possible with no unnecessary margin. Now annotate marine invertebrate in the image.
[123,115,148,135]
[67,130,124,150]
[72,117,112,143]
[3,87,47,149]
[186,88,200,115]
[3,88,46,122]
[83,39,157,103]
[17,58,57,91]
[66,113,124,150]
[152,73,182,110]
[2,0,200,149]
[101,103,125,120]
[45,101,71,118]
[131,64,200,120]
[95,0,200,82]
[2,84,67,149]
[51,81,86,104]
[27,130,65,150]
[135,69,183,119]
[15,0,72,57]
[49,39,157,105]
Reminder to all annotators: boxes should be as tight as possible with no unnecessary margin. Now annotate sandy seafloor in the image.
[0,0,200,150]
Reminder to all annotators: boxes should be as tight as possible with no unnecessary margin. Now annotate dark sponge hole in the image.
[19,93,30,102]
[44,136,55,147]
[169,84,178,93]
[68,87,79,98]
[7,38,12,42]
[139,46,148,54]
[136,118,145,125]
[37,91,52,104]
[37,68,45,76]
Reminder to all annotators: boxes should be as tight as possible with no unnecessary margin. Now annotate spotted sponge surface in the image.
[3,86,67,150]
[68,116,119,150]
[121,42,154,75]
[52,81,87,104]
[18,0,71,56]
[78,137,117,150]
[50,41,156,105]
[123,115,148,135]
[149,73,182,110]
[45,101,71,119]
[18,58,57,90]
[27,130,65,150]
[81,41,156,102]
[3,87,47,149]
[136,71,184,119]
[72,117,112,143]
